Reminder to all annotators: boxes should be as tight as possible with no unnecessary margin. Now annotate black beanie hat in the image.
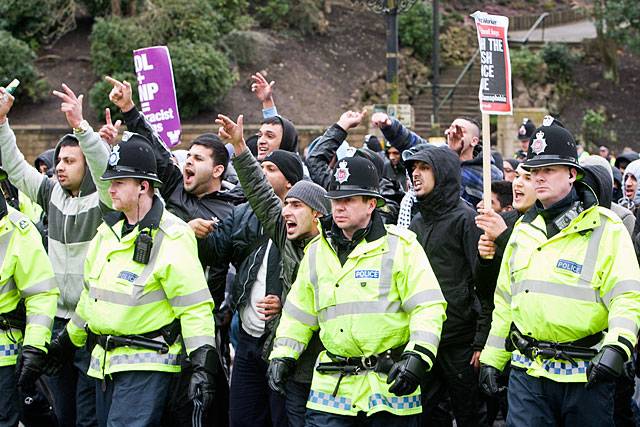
[262,150,303,185]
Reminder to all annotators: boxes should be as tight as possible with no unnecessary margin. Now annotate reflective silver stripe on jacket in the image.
[183,335,215,350]
[26,314,53,329]
[310,235,401,322]
[577,218,606,287]
[409,330,440,348]
[284,301,318,327]
[0,230,15,295]
[609,316,640,336]
[21,278,56,298]
[402,289,446,312]
[91,351,180,370]
[70,312,86,329]
[604,280,640,306]
[485,334,507,351]
[169,288,212,307]
[273,337,307,354]
[511,280,602,303]
[0,278,16,295]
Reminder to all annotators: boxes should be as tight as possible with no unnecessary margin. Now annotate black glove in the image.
[43,329,78,376]
[267,357,296,395]
[188,345,218,410]
[586,345,626,389]
[479,364,505,397]
[16,346,47,392]
[386,352,428,396]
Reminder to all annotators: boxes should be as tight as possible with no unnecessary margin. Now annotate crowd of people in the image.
[0,70,639,427]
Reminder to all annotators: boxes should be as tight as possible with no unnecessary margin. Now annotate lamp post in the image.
[351,0,417,104]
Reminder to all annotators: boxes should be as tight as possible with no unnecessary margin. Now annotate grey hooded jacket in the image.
[0,120,111,318]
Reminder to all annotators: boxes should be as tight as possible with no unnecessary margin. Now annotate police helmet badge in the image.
[542,115,555,127]
[108,145,121,167]
[334,160,351,184]
[531,131,547,155]
[518,117,529,136]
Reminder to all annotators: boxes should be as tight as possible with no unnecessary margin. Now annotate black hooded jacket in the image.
[407,146,484,348]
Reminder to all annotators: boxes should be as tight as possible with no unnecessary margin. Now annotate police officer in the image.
[479,116,640,426]
[267,155,447,426]
[0,192,58,427]
[46,133,218,426]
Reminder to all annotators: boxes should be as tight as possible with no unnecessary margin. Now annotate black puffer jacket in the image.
[407,146,484,348]
[305,124,400,223]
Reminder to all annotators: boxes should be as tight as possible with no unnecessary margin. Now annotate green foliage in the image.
[0,0,75,48]
[594,0,640,53]
[511,47,545,85]
[398,2,433,64]
[255,1,290,28]
[208,0,249,33]
[440,25,476,66]
[541,43,576,83]
[89,72,139,122]
[147,0,225,44]
[90,16,153,77]
[0,31,47,102]
[168,40,237,118]
[582,107,607,145]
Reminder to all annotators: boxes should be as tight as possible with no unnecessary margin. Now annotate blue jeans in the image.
[0,365,19,427]
[507,367,615,426]
[229,326,287,427]
[43,317,98,427]
[285,380,311,427]
[304,408,420,427]
[96,370,173,427]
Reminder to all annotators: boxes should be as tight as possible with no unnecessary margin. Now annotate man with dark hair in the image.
[490,180,513,213]
[371,113,503,208]
[402,145,486,426]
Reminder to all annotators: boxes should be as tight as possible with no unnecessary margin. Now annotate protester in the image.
[370,112,503,208]
[402,145,486,426]
[502,159,519,182]
[198,147,304,427]
[217,113,330,427]
[489,180,514,213]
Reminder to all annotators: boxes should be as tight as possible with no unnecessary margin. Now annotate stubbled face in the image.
[503,160,516,182]
[530,165,575,208]
[411,161,436,199]
[512,165,536,212]
[108,178,141,213]
[625,174,638,199]
[445,118,478,158]
[387,147,401,167]
[183,144,222,196]
[261,161,291,199]
[330,196,375,238]
[282,197,318,240]
[257,123,283,160]
[56,145,85,195]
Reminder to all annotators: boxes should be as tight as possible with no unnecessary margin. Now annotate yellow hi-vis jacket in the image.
[0,208,57,366]
[67,208,215,379]
[480,205,640,382]
[270,224,447,416]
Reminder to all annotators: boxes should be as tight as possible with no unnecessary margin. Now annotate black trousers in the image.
[420,343,485,427]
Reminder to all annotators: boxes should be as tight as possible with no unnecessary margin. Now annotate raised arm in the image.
[371,112,427,154]
[0,87,52,211]
[216,113,288,251]
[105,76,183,200]
[53,83,112,208]
[251,72,278,118]
[306,110,367,189]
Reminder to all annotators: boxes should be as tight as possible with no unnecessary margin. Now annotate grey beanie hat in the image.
[286,180,330,216]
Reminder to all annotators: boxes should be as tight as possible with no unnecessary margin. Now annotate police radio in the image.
[133,231,153,264]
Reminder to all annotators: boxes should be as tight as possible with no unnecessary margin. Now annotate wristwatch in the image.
[73,119,91,134]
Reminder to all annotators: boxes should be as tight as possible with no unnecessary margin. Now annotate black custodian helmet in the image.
[101,132,162,186]
[326,156,385,206]
[522,116,583,173]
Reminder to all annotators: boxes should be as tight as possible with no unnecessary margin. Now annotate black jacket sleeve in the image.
[305,124,348,189]
[122,107,183,200]
[232,149,288,253]
[380,119,428,154]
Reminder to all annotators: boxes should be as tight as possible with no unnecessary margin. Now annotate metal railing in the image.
[431,12,551,125]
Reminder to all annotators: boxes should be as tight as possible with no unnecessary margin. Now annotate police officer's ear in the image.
[568,167,577,184]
